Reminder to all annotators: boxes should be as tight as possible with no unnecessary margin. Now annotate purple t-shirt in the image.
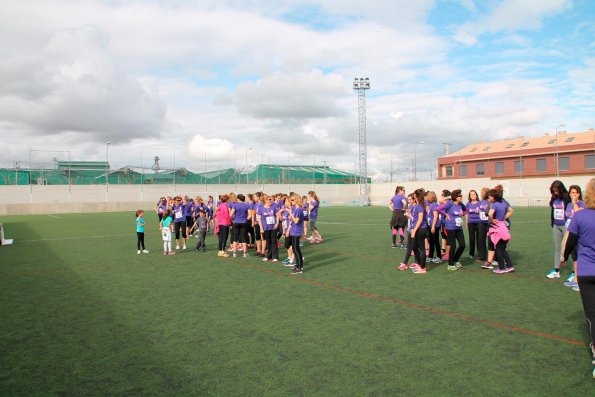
[172,204,185,222]
[309,200,319,219]
[490,201,509,221]
[409,204,427,231]
[428,202,440,228]
[437,201,466,230]
[302,203,309,220]
[232,202,250,224]
[552,198,566,226]
[157,203,168,214]
[289,206,304,236]
[466,201,481,224]
[391,194,406,210]
[258,206,277,231]
[183,203,194,217]
[567,209,595,276]
[478,200,489,224]
[565,200,585,227]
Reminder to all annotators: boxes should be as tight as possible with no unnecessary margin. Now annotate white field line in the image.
[47,215,61,218]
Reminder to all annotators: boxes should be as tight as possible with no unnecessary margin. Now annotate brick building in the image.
[437,129,595,180]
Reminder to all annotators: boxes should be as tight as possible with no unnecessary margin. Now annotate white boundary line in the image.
[15,234,130,243]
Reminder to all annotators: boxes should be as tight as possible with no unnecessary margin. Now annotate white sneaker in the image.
[176,246,180,250]
[137,250,141,254]
[546,269,560,279]
[142,250,149,254]
[183,246,187,250]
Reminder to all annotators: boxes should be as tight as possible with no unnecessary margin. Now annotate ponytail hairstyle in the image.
[308,190,319,203]
[487,189,502,202]
[413,188,426,209]
[395,185,405,195]
[450,189,462,201]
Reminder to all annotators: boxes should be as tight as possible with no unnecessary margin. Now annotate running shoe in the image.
[176,246,180,250]
[290,267,303,274]
[572,285,580,292]
[163,252,168,255]
[412,267,427,274]
[243,253,249,258]
[168,251,176,255]
[182,246,186,250]
[392,244,398,249]
[563,280,578,288]
[272,259,278,262]
[397,263,409,271]
[137,250,141,254]
[262,257,270,262]
[447,265,459,271]
[217,251,225,257]
[566,272,575,282]
[283,261,295,267]
[504,267,515,273]
[433,257,442,264]
[546,269,560,279]
[410,263,420,270]
[481,262,494,270]
[493,268,506,274]
[455,262,463,269]
[232,252,237,258]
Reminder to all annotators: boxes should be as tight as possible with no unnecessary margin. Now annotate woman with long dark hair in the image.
[547,180,571,279]
[389,186,408,248]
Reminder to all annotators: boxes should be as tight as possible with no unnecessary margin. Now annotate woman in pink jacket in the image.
[215,194,232,257]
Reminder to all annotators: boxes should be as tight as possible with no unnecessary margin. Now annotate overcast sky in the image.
[0,0,593,180]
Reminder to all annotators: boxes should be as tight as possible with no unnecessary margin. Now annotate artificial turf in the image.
[0,207,593,396]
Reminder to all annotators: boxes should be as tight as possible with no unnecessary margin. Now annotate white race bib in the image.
[455,217,463,227]
[553,208,564,221]
[265,216,276,225]
[175,210,183,219]
[479,212,488,221]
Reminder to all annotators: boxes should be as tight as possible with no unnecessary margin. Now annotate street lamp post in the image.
[245,147,252,184]
[555,124,565,178]
[106,141,110,201]
[413,141,425,181]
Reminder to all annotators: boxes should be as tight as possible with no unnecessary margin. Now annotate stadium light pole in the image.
[413,141,424,181]
[105,141,110,201]
[353,77,370,204]
[245,147,252,184]
[555,123,565,178]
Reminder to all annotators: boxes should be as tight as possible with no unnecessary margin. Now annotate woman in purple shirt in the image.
[488,189,514,273]
[547,180,571,279]
[258,195,279,262]
[466,190,481,260]
[436,189,466,271]
[308,191,323,243]
[229,193,250,257]
[426,191,441,264]
[477,187,490,266]
[389,186,408,248]
[287,194,305,274]
[561,177,595,378]
[563,185,586,288]
[409,189,428,274]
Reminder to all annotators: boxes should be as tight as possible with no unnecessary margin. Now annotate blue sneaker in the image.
[566,272,575,282]
[563,280,578,288]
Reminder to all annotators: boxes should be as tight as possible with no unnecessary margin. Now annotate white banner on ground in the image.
[1,223,14,245]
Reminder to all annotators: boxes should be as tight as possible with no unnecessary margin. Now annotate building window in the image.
[470,147,477,152]
[445,166,453,177]
[537,158,547,172]
[515,160,524,174]
[460,164,467,176]
[559,157,569,171]
[520,142,529,147]
[565,137,575,142]
[476,163,485,176]
[586,154,595,169]
[547,139,556,144]
[495,162,504,175]
[505,144,514,149]
[482,146,491,152]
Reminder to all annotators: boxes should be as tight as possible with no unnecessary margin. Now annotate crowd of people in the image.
[133,178,595,377]
[141,191,323,275]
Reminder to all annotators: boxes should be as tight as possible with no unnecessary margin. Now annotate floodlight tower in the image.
[353,77,370,202]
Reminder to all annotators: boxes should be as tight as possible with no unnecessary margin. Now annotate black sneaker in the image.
[290,267,303,275]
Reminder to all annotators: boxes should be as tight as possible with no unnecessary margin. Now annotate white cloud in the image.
[453,0,572,46]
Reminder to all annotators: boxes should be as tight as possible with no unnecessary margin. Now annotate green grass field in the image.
[1,207,593,396]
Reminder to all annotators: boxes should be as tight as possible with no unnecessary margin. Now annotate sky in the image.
[0,0,593,181]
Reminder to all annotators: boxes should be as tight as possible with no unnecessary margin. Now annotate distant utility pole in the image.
[353,77,370,203]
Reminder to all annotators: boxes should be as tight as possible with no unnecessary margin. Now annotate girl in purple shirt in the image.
[287,195,305,274]
[547,180,571,279]
[563,185,586,288]
[426,191,441,264]
[436,189,467,270]
[258,195,279,262]
[389,186,408,248]
[488,189,514,273]
[561,178,595,377]
[407,189,429,274]
[477,187,490,265]
[466,190,481,260]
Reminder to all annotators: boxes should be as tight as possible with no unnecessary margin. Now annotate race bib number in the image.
[303,210,308,217]
[175,210,183,219]
[265,216,276,225]
[553,208,564,221]
[455,217,463,227]
[479,212,488,221]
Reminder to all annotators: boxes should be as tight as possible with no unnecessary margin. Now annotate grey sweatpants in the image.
[552,224,566,269]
